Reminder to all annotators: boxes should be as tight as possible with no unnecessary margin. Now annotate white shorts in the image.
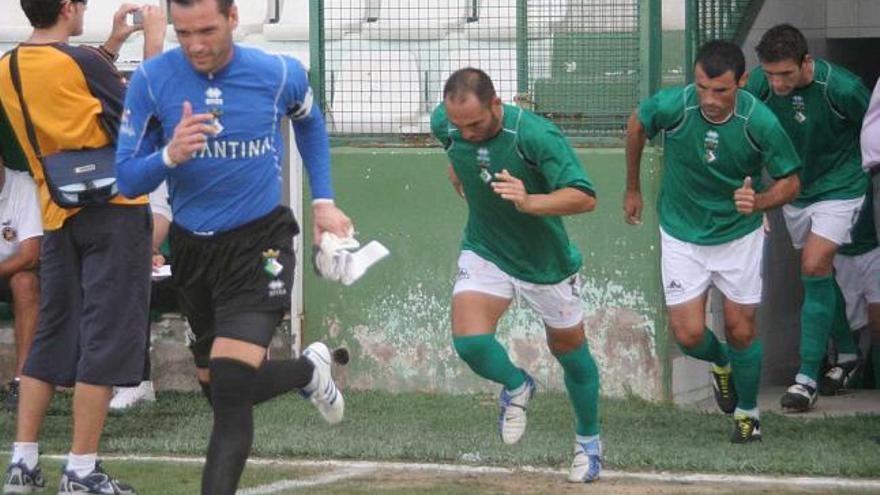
[452,250,584,329]
[660,227,765,306]
[833,247,880,330]
[782,196,865,249]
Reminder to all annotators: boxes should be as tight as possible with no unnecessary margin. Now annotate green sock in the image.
[830,280,859,355]
[555,343,600,436]
[677,328,729,367]
[799,274,837,381]
[872,345,880,387]
[729,340,763,410]
[453,334,525,390]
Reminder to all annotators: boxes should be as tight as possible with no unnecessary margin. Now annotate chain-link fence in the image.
[685,0,764,82]
[312,0,659,143]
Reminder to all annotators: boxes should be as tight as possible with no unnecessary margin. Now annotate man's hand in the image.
[491,169,530,212]
[105,3,143,53]
[313,202,353,244]
[447,164,464,199]
[734,176,757,214]
[166,101,216,165]
[152,253,165,268]
[623,189,643,225]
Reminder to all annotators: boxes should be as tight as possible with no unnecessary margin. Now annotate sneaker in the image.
[301,342,345,424]
[730,414,762,443]
[710,365,737,414]
[568,438,602,483]
[3,461,46,493]
[58,462,135,495]
[819,359,861,396]
[780,382,817,412]
[109,381,156,411]
[498,373,535,445]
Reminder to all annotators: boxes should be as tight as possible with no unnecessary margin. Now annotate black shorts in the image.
[23,204,152,387]
[170,206,298,367]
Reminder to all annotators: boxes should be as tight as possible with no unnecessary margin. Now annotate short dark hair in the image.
[755,24,808,64]
[695,40,746,81]
[169,0,234,16]
[443,68,497,107]
[20,0,66,29]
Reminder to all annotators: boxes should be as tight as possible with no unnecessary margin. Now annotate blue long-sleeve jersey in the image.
[116,45,333,234]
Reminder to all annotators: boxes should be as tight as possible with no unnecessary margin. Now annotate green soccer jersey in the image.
[745,59,869,207]
[638,85,801,245]
[431,103,594,284]
[838,179,877,256]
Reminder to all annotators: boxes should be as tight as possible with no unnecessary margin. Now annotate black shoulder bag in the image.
[9,48,118,208]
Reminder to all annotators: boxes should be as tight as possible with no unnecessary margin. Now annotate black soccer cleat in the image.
[780,382,817,412]
[819,358,861,396]
[711,365,737,414]
[730,415,762,444]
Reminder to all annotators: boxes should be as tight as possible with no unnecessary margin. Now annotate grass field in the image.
[2,390,878,483]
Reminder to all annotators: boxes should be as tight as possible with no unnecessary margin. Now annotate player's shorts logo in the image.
[666,279,684,294]
[262,249,284,277]
[455,267,470,282]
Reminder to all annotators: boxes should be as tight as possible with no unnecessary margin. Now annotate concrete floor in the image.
[697,386,880,417]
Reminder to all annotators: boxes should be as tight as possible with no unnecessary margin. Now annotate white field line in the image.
[43,454,880,492]
[236,466,373,494]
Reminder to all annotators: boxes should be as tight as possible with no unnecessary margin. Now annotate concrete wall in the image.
[300,148,669,400]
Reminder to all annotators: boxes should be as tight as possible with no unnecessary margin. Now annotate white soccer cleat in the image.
[109,381,156,411]
[498,373,535,445]
[568,437,603,483]
[301,342,345,424]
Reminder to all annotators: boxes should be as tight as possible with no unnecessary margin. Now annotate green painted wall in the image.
[303,147,668,399]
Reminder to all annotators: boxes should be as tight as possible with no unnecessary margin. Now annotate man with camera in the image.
[0,1,165,493]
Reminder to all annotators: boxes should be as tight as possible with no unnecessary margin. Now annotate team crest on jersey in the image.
[792,95,806,123]
[704,130,719,163]
[1,222,16,242]
[262,249,284,278]
[477,147,492,183]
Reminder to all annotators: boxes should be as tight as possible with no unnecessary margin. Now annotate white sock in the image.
[66,452,97,478]
[734,407,760,420]
[507,381,528,396]
[838,353,858,365]
[795,373,817,389]
[575,434,600,445]
[11,442,38,470]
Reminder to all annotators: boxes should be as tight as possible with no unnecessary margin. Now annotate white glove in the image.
[313,231,389,286]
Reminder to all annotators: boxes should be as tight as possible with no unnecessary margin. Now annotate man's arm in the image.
[490,169,594,215]
[624,111,647,224]
[0,237,39,279]
[734,174,800,214]
[862,80,880,174]
[101,3,166,61]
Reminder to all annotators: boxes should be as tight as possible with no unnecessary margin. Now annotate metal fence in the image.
[310,0,660,143]
[684,0,765,82]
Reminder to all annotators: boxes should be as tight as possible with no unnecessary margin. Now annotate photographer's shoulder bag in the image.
[8,47,118,208]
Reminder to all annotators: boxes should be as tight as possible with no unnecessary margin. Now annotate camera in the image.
[128,9,144,26]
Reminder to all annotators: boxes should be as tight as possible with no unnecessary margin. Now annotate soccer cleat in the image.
[730,414,762,443]
[301,342,345,424]
[4,378,20,413]
[498,373,535,445]
[568,438,602,483]
[109,381,156,411]
[780,382,817,412]
[711,365,737,414]
[819,359,861,396]
[3,461,46,493]
[57,462,135,495]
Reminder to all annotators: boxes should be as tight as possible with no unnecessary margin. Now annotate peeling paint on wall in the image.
[330,276,661,399]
